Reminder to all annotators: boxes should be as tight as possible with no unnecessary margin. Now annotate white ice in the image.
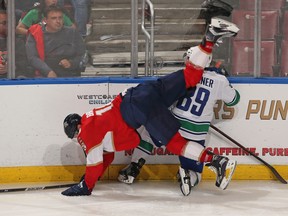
[0,180,287,216]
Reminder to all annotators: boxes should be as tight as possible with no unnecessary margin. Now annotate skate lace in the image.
[207,163,218,175]
[207,156,227,176]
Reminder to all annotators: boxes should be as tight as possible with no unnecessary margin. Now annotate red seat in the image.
[232,40,276,76]
[239,0,285,11]
[282,11,288,40]
[281,40,288,76]
[232,10,280,40]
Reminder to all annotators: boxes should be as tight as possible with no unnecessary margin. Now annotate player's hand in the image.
[61,180,91,196]
[47,71,57,78]
[0,63,7,74]
[59,59,71,68]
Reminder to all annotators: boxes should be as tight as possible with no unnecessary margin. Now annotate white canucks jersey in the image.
[172,70,240,141]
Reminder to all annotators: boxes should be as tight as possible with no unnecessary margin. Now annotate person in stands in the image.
[25,5,86,77]
[0,9,7,78]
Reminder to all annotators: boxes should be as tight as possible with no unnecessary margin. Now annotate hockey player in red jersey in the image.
[61,18,239,196]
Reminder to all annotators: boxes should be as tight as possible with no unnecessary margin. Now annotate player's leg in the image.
[177,156,203,196]
[120,106,236,189]
[142,19,240,105]
[118,126,156,184]
[189,143,236,190]
[117,144,149,184]
[166,134,236,190]
[177,140,205,196]
[183,17,239,89]
[121,18,239,130]
[118,153,146,184]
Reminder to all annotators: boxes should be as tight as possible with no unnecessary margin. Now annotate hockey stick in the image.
[0,183,77,193]
[210,124,287,184]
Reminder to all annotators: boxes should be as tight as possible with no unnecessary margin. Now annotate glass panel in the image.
[87,0,238,77]
[84,0,134,77]
[230,0,285,77]
[4,0,288,79]
[280,1,288,77]
[85,0,241,78]
[0,1,7,79]
[132,0,240,77]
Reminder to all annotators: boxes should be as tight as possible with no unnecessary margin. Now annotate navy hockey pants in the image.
[120,70,187,146]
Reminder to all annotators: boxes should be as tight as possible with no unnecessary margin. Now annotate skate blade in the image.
[117,175,135,184]
[219,160,237,190]
[178,166,191,196]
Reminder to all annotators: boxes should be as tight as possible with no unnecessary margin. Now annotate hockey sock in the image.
[200,40,214,53]
[166,132,187,155]
[181,141,206,161]
[101,152,115,176]
[166,133,214,163]
[199,149,214,162]
[183,62,204,88]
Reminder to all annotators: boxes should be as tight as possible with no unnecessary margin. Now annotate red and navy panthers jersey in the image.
[77,95,140,189]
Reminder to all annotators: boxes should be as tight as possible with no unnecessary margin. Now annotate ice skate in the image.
[177,167,201,196]
[118,158,146,184]
[206,155,237,190]
[205,17,239,44]
[177,167,192,196]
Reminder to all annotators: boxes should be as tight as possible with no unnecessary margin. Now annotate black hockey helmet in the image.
[63,113,82,139]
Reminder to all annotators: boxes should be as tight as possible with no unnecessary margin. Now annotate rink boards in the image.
[0,77,287,183]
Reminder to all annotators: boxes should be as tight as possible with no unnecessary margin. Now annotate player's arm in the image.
[62,120,109,196]
[61,148,105,196]
[61,132,115,196]
[61,153,114,196]
[221,79,240,106]
[207,66,240,106]
[224,88,240,107]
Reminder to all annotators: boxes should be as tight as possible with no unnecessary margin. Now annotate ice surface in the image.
[0,180,287,216]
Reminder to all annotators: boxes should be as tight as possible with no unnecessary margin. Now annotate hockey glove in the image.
[61,180,91,196]
[200,0,233,23]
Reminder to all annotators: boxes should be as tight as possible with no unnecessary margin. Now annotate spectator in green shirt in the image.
[16,0,76,36]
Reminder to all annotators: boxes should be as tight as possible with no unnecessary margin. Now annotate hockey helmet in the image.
[63,113,82,139]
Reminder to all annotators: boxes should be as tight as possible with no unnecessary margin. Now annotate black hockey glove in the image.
[61,180,91,196]
[200,0,233,23]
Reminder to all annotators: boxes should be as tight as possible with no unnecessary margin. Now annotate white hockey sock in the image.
[182,141,205,161]
[187,45,212,68]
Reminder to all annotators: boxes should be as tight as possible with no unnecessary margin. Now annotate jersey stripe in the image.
[174,113,210,133]
[225,89,240,106]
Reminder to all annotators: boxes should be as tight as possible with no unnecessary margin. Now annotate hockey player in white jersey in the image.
[173,59,240,195]
[118,59,240,194]
[118,17,240,194]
